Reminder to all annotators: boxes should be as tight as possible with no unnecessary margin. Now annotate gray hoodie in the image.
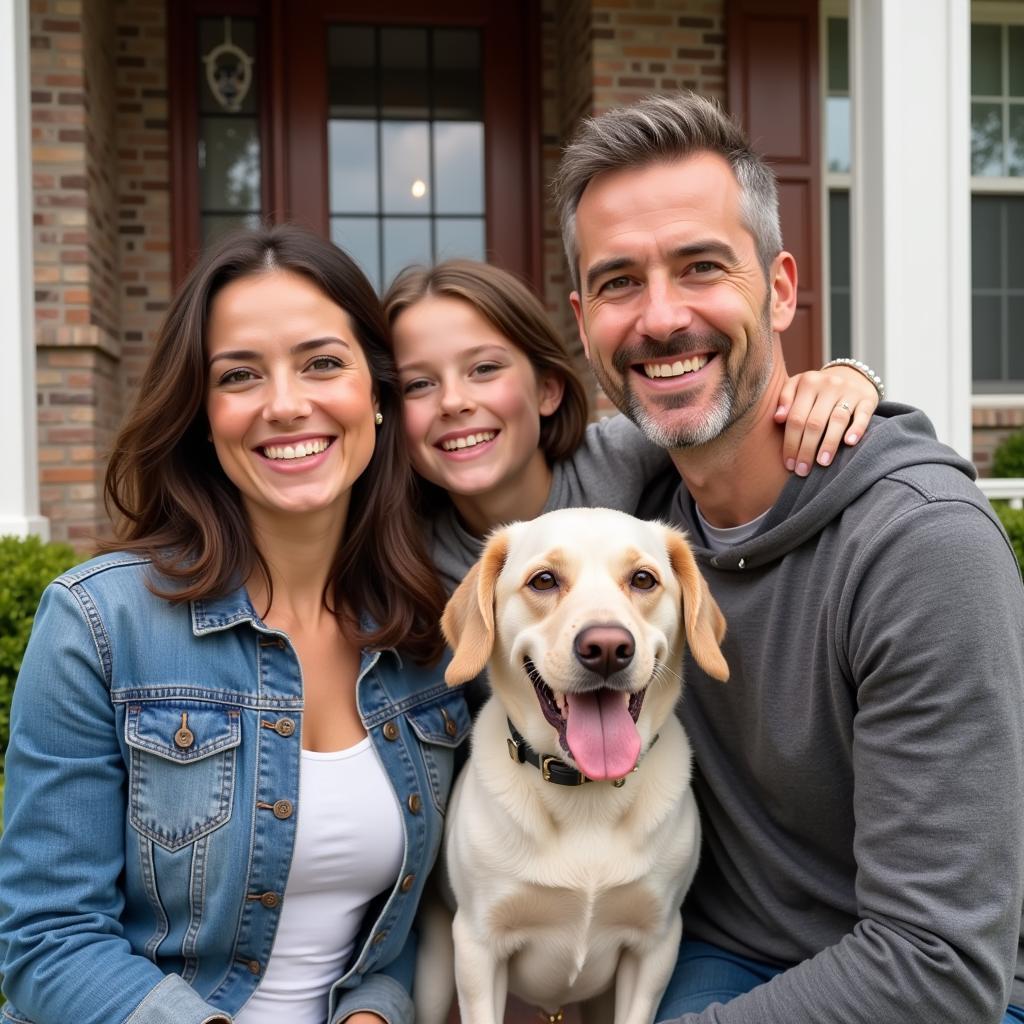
[666,403,1024,1023]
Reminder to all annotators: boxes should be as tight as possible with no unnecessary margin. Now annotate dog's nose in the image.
[574,625,635,678]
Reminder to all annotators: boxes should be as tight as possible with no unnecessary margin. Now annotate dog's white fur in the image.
[414,508,728,1024]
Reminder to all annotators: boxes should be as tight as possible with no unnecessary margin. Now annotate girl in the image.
[0,227,466,1024]
[383,259,879,591]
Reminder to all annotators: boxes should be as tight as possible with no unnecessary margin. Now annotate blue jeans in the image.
[656,939,1024,1022]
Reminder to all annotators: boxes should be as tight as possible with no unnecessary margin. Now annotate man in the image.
[555,92,1024,1024]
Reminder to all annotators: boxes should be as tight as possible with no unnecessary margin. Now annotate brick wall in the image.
[972,407,1024,473]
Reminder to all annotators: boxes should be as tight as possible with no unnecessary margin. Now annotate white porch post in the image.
[0,0,48,539]
[850,0,972,458]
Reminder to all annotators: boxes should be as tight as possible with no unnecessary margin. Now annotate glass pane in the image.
[1011,27,1024,98]
[972,294,1003,380]
[329,120,378,214]
[381,28,428,119]
[433,29,482,119]
[1009,105,1024,176]
[383,217,431,289]
[827,18,849,94]
[202,213,261,246]
[436,218,485,261]
[382,121,431,213]
[972,23,1002,97]
[331,217,381,294]
[1009,297,1024,381]
[327,26,376,118]
[199,17,258,115]
[1009,198,1024,290]
[829,291,851,360]
[972,195,1002,290]
[972,102,1004,176]
[433,122,484,215]
[826,96,851,174]
[829,190,850,287]
[199,117,261,211]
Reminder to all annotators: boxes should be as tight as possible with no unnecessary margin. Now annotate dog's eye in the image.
[527,571,559,592]
[631,570,658,591]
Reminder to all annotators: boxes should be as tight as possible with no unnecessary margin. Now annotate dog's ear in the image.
[442,531,510,686]
[665,528,729,683]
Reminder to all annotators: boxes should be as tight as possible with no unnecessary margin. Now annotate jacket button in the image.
[246,959,261,974]
[400,873,415,893]
[260,891,280,908]
[272,799,293,820]
[371,930,388,945]
[382,721,399,741]
[407,793,422,814]
[442,708,458,736]
[275,718,296,737]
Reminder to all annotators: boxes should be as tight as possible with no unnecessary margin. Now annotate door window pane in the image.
[828,190,851,360]
[383,218,432,288]
[200,118,261,211]
[972,102,1004,176]
[973,23,1002,96]
[329,120,378,214]
[326,24,486,291]
[972,295,1003,381]
[1011,27,1024,97]
[434,122,484,214]
[436,218,485,261]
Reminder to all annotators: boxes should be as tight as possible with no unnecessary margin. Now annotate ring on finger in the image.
[839,401,852,412]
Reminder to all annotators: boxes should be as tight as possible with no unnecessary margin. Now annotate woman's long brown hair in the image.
[103,225,445,663]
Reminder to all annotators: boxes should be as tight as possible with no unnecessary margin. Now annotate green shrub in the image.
[992,431,1024,478]
[0,535,79,777]
[993,502,1024,573]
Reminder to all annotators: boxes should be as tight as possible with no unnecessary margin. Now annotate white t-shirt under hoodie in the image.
[234,737,404,1024]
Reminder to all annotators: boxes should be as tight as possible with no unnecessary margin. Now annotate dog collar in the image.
[506,718,658,787]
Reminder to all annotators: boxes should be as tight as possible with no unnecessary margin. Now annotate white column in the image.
[0,0,48,538]
[850,0,972,457]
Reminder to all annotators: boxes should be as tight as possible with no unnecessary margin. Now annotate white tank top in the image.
[234,737,404,1024]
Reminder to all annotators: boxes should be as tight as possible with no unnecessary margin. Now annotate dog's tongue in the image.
[565,690,641,781]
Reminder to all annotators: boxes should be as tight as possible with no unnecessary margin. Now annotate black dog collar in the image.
[506,718,658,787]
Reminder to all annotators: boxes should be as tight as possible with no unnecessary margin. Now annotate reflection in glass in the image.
[433,30,482,119]
[826,96,851,174]
[436,218,485,261]
[972,102,1004,175]
[972,295,1002,380]
[200,118,261,210]
[329,120,378,213]
[827,18,848,93]
[328,26,376,117]
[1011,27,1024,97]
[382,122,431,213]
[381,28,429,119]
[972,195,1002,290]
[383,218,431,289]
[199,18,258,115]
[434,122,484,214]
[331,217,381,294]
[202,213,262,246]
[972,23,1002,96]
[1009,105,1024,176]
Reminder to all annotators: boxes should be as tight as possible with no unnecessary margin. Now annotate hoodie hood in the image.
[672,403,978,572]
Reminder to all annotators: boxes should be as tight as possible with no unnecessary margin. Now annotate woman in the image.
[383,259,880,592]
[0,226,466,1024]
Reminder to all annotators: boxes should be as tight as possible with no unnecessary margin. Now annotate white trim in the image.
[972,393,1024,408]
[0,0,48,540]
[977,477,1024,507]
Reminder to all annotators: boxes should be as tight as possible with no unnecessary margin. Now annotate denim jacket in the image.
[0,552,469,1024]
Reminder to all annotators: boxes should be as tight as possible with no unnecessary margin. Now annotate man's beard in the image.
[591,302,774,450]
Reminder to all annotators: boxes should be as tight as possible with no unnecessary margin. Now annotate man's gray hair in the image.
[554,92,783,292]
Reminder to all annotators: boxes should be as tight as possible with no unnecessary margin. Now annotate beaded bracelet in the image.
[821,357,885,401]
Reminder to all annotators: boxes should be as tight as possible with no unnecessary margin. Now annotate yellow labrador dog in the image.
[414,507,728,1024]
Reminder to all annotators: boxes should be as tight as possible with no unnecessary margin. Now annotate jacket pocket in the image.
[125,701,241,852]
[405,690,471,814]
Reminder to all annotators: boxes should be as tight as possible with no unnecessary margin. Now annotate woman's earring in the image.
[374,412,383,426]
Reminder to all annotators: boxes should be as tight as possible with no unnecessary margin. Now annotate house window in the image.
[971,12,1024,393]
[824,9,851,359]
[327,25,486,292]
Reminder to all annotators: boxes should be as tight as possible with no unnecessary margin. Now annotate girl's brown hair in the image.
[103,224,445,663]
[382,259,590,462]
